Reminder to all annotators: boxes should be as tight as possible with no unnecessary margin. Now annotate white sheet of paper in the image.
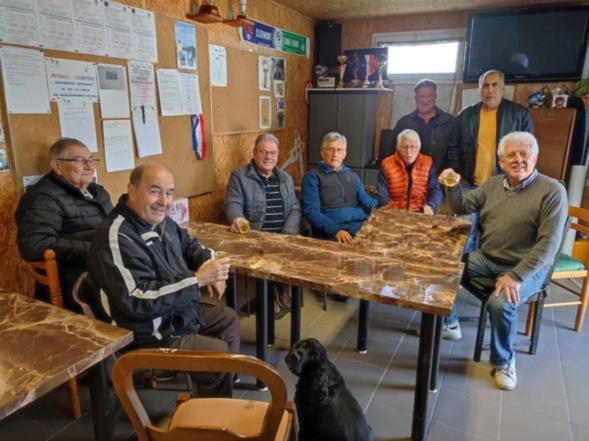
[0,46,50,114]
[57,98,97,152]
[46,57,99,101]
[461,85,515,109]
[23,174,44,191]
[156,68,182,116]
[103,119,134,172]
[72,0,106,56]
[209,44,227,87]
[102,0,132,59]
[0,0,39,46]
[179,72,202,115]
[128,61,161,157]
[35,0,75,52]
[131,7,158,63]
[97,63,130,118]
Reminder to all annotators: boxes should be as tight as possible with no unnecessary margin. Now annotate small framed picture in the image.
[552,94,568,109]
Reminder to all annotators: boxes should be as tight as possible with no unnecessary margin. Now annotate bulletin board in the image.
[4,13,214,199]
[211,45,283,134]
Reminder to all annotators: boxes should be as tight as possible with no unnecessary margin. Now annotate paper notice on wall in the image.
[103,120,134,172]
[57,98,98,152]
[0,46,50,114]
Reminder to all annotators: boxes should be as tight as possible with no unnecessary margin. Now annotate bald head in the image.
[127,164,175,226]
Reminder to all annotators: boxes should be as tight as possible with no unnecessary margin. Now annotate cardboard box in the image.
[167,197,189,224]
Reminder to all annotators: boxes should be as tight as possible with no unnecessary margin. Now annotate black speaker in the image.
[315,22,341,68]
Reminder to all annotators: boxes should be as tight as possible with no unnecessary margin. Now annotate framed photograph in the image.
[259,96,271,129]
[274,80,284,98]
[552,94,568,109]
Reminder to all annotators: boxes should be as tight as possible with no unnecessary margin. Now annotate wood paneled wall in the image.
[0,0,314,294]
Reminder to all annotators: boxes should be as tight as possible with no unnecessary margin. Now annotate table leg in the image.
[225,273,237,310]
[357,299,370,353]
[430,315,443,392]
[412,312,435,441]
[290,286,301,346]
[255,278,268,390]
[88,360,112,441]
[267,281,275,347]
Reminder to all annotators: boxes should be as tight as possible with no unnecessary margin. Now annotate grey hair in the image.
[321,132,347,150]
[49,138,86,160]
[414,79,438,93]
[254,133,279,150]
[397,129,421,149]
[497,132,539,158]
[479,70,505,87]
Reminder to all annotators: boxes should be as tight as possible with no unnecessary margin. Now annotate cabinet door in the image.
[308,94,338,165]
[336,94,377,168]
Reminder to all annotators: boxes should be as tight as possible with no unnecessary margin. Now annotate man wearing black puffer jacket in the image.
[15,138,112,312]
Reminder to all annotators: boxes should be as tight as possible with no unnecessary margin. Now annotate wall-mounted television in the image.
[463,6,589,83]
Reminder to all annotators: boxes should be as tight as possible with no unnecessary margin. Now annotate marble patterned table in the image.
[188,207,471,441]
[0,292,133,441]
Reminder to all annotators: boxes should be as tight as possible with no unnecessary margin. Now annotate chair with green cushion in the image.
[547,206,589,332]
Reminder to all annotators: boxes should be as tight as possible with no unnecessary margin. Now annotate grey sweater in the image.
[447,173,568,282]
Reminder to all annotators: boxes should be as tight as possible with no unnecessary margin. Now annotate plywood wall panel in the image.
[0,0,313,293]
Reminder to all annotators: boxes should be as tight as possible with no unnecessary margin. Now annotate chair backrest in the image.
[568,206,589,256]
[30,249,63,308]
[112,349,290,441]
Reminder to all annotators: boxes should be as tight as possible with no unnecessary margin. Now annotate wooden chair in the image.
[461,217,571,362]
[30,249,82,419]
[112,349,298,441]
[545,206,589,332]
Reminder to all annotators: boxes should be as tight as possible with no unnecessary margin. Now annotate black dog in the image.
[285,338,374,441]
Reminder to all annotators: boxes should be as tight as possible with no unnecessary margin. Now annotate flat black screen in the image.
[463,6,589,83]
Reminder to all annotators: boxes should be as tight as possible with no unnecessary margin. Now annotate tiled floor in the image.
[2,281,589,441]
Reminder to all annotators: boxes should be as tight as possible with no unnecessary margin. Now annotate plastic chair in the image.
[461,217,571,362]
[112,349,298,441]
[548,206,589,332]
[30,249,82,419]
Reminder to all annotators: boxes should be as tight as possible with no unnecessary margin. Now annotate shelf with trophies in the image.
[308,51,393,186]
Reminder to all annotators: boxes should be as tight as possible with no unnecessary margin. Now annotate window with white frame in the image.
[373,29,466,84]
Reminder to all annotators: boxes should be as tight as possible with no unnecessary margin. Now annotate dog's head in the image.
[285,338,328,376]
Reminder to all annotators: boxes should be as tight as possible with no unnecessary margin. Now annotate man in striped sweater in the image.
[224,134,301,316]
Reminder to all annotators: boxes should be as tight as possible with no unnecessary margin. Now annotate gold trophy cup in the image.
[336,55,348,89]
[375,54,388,88]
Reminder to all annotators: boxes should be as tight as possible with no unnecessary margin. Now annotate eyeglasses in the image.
[256,150,279,157]
[398,145,419,152]
[56,157,99,165]
[415,93,435,100]
[504,151,532,161]
[322,147,346,154]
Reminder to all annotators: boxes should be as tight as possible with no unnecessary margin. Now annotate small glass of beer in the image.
[239,220,250,235]
[444,171,457,187]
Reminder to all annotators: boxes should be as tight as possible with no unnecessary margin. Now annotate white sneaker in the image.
[415,323,462,340]
[492,359,517,390]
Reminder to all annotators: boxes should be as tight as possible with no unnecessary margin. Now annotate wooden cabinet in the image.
[307,89,393,182]
[530,108,576,183]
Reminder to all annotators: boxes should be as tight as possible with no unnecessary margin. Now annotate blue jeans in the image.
[445,250,547,367]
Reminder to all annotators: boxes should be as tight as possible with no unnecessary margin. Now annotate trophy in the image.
[374,54,388,88]
[336,55,348,89]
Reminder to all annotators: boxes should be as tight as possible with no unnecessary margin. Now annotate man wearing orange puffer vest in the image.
[377,129,442,215]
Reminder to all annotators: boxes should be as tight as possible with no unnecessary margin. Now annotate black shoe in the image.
[329,294,352,303]
[275,284,292,309]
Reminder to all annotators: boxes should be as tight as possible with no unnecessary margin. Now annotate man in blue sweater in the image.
[301,131,377,302]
